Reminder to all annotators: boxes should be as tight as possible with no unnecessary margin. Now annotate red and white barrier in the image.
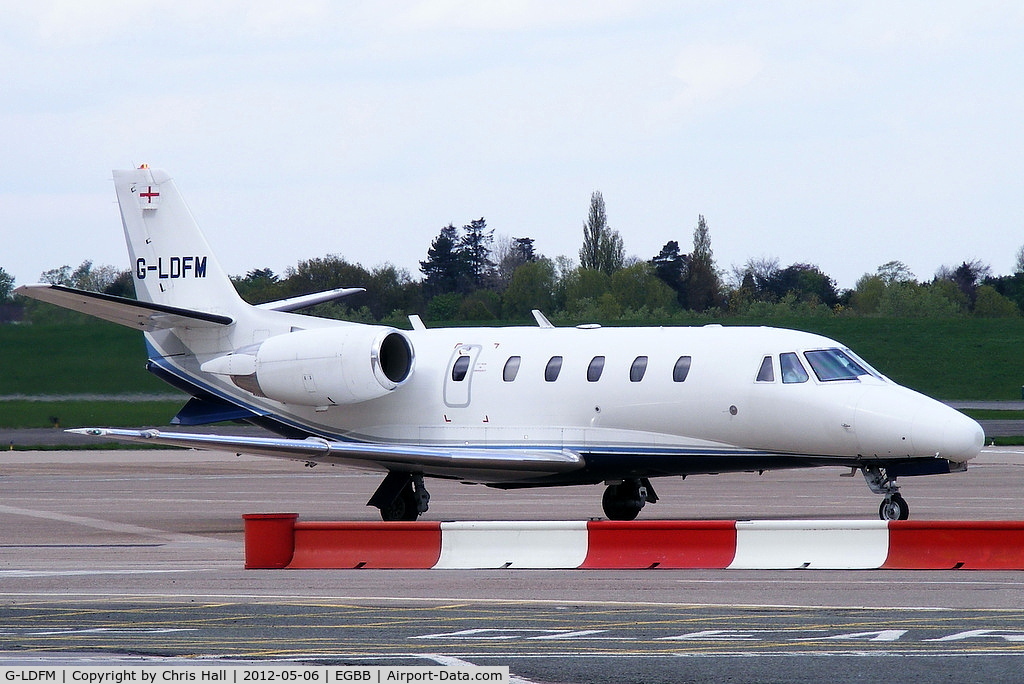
[728,520,890,570]
[434,521,589,569]
[242,515,1024,570]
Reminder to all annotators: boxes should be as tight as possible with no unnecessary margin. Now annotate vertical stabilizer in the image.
[114,166,242,314]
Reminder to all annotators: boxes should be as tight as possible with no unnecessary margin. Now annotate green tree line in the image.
[4,193,1024,326]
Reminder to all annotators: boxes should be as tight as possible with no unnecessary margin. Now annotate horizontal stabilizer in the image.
[256,287,365,312]
[68,428,584,474]
[15,284,233,330]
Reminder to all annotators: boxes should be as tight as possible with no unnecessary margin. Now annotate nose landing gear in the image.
[878,492,910,521]
[862,465,910,521]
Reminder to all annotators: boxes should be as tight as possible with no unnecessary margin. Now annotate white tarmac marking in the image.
[421,654,538,684]
[0,569,216,578]
[0,503,224,545]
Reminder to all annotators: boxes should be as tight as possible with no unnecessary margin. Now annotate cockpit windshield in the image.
[803,348,874,382]
[843,348,884,380]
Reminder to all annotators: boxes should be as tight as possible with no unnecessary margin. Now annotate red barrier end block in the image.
[243,513,300,569]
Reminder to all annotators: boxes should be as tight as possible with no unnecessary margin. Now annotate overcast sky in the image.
[2,1,1022,291]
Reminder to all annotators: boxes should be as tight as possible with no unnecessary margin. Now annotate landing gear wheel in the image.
[602,483,643,521]
[879,493,910,521]
[380,483,420,521]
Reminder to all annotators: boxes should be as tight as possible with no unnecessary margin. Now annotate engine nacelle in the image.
[202,325,414,406]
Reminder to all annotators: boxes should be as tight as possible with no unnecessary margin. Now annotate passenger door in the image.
[443,344,482,408]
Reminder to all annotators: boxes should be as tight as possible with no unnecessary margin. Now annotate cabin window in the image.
[545,356,563,382]
[629,356,648,382]
[503,356,521,382]
[587,356,605,382]
[780,352,809,384]
[451,355,471,382]
[804,348,871,382]
[755,356,775,382]
[673,355,692,382]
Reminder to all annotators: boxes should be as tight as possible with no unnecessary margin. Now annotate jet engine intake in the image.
[202,326,414,406]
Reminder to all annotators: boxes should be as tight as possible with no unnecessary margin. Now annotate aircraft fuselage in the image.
[147,316,983,487]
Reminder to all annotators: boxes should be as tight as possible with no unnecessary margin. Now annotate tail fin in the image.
[114,166,243,314]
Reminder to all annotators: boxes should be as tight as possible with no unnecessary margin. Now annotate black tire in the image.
[602,484,642,521]
[379,484,419,521]
[878,493,910,521]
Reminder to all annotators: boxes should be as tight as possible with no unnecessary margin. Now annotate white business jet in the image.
[16,167,984,522]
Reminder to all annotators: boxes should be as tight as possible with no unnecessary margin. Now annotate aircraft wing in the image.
[15,284,233,330]
[66,428,585,474]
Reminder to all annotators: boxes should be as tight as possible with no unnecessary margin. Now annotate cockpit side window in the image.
[780,352,809,384]
[755,356,775,382]
[844,348,884,380]
[804,348,870,382]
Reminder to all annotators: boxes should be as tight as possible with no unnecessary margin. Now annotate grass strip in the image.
[0,400,183,429]
[5,442,178,451]
[987,436,1024,446]
[960,409,1024,420]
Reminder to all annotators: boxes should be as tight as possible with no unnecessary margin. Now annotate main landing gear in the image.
[862,465,910,521]
[602,478,658,521]
[368,471,431,521]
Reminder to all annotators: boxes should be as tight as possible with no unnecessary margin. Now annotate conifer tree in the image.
[420,224,469,296]
[579,191,624,275]
[685,215,722,311]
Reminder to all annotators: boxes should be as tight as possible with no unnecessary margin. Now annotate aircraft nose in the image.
[912,403,985,462]
[854,387,984,461]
